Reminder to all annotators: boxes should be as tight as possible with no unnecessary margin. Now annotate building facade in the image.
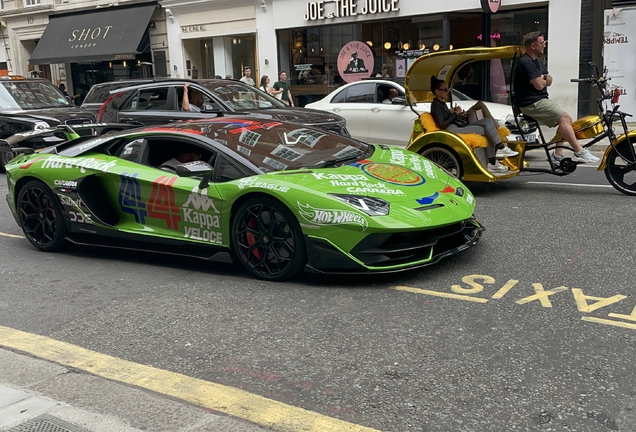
[0,0,168,103]
[0,0,617,117]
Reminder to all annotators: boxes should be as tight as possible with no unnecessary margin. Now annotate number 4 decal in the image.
[148,176,181,230]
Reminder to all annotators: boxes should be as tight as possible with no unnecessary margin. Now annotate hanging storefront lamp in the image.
[384,42,391,49]
[433,44,440,51]
[403,42,410,50]
[366,41,373,47]
[449,45,453,50]
[419,43,426,50]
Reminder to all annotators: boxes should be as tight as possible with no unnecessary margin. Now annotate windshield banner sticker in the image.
[298,202,367,231]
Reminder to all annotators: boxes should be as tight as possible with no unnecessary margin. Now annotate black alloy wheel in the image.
[420,145,464,179]
[17,180,67,251]
[232,197,306,281]
[604,141,636,196]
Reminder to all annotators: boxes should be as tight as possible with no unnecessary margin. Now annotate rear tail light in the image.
[612,88,621,104]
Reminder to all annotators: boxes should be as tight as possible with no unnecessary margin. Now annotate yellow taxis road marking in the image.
[581,317,636,330]
[393,285,488,303]
[525,181,612,188]
[0,325,379,432]
[0,232,24,239]
[394,275,636,332]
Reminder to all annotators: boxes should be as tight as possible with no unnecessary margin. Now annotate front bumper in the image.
[304,218,484,274]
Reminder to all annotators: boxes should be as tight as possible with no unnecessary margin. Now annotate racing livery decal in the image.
[119,173,147,223]
[298,202,368,231]
[182,186,222,244]
[148,176,181,230]
[42,155,116,173]
[351,160,426,186]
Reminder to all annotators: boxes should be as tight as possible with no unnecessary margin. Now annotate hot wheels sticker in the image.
[298,202,367,231]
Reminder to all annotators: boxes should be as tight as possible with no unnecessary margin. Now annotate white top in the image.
[240,76,255,86]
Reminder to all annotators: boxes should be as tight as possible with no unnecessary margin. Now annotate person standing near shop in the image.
[272,71,294,107]
[240,66,255,86]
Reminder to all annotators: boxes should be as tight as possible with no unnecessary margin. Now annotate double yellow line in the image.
[0,326,378,432]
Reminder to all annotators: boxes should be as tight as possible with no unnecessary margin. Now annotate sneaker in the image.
[487,161,509,173]
[550,152,564,165]
[495,146,519,158]
[572,148,600,163]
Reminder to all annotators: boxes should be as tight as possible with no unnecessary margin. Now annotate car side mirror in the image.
[392,97,406,105]
[176,160,214,189]
[201,103,220,113]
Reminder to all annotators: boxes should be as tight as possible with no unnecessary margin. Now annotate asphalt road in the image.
[1,153,635,432]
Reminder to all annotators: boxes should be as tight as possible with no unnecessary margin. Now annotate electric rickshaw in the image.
[404,45,636,196]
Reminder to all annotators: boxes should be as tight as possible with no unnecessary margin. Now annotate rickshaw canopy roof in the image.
[405,45,525,104]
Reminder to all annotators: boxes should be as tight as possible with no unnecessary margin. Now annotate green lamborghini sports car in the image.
[2,118,484,280]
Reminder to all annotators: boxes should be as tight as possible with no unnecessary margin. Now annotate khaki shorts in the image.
[519,98,565,128]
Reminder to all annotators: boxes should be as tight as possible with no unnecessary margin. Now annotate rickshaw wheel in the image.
[419,145,464,179]
[604,141,636,196]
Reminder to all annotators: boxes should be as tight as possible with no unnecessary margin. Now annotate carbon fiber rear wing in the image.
[0,123,138,154]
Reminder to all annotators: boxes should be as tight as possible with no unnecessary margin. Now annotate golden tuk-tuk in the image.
[403,45,636,196]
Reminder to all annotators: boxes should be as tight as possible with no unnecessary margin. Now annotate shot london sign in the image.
[304,0,399,21]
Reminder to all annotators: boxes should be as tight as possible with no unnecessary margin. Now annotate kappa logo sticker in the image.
[298,202,367,231]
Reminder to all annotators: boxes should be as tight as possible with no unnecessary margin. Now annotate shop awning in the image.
[29,3,156,65]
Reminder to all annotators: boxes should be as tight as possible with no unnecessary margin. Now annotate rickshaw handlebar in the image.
[570,78,595,83]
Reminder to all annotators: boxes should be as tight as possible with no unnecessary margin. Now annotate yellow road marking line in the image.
[392,286,488,303]
[0,232,24,239]
[581,316,636,330]
[0,325,379,432]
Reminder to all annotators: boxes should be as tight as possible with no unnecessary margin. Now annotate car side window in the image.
[330,88,347,103]
[115,138,149,165]
[177,86,213,110]
[343,83,374,103]
[122,87,171,111]
[215,156,248,183]
[143,138,215,171]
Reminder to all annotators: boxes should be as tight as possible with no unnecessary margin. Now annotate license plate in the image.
[516,134,536,143]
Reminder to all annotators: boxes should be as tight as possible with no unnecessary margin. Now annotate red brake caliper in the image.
[246,218,262,260]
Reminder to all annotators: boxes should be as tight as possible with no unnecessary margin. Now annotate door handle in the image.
[332,107,341,112]
[120,117,134,123]
[371,107,380,112]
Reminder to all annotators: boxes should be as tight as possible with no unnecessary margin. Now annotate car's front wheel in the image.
[231,196,306,281]
[17,180,67,251]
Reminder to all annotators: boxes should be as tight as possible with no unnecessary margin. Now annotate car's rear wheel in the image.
[420,145,464,179]
[17,180,67,251]
[231,196,306,281]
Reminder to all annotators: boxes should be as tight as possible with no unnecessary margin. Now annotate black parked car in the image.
[98,79,349,136]
[80,79,152,115]
[0,77,95,170]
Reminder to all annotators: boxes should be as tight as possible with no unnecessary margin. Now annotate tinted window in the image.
[202,120,369,172]
[124,87,170,111]
[0,81,71,110]
[330,88,347,103]
[344,83,374,103]
[201,80,288,111]
[215,156,248,183]
[83,81,150,104]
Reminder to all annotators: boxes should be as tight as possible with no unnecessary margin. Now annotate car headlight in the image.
[329,194,389,216]
[33,121,50,130]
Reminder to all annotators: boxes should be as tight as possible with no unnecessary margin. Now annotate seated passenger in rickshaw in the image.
[428,76,518,174]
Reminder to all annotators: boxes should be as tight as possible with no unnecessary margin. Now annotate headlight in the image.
[329,194,389,216]
[33,122,50,130]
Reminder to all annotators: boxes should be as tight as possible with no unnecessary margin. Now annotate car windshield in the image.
[201,81,288,111]
[0,81,71,110]
[201,120,369,172]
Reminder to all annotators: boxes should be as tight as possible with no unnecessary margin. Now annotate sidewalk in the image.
[0,348,268,432]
